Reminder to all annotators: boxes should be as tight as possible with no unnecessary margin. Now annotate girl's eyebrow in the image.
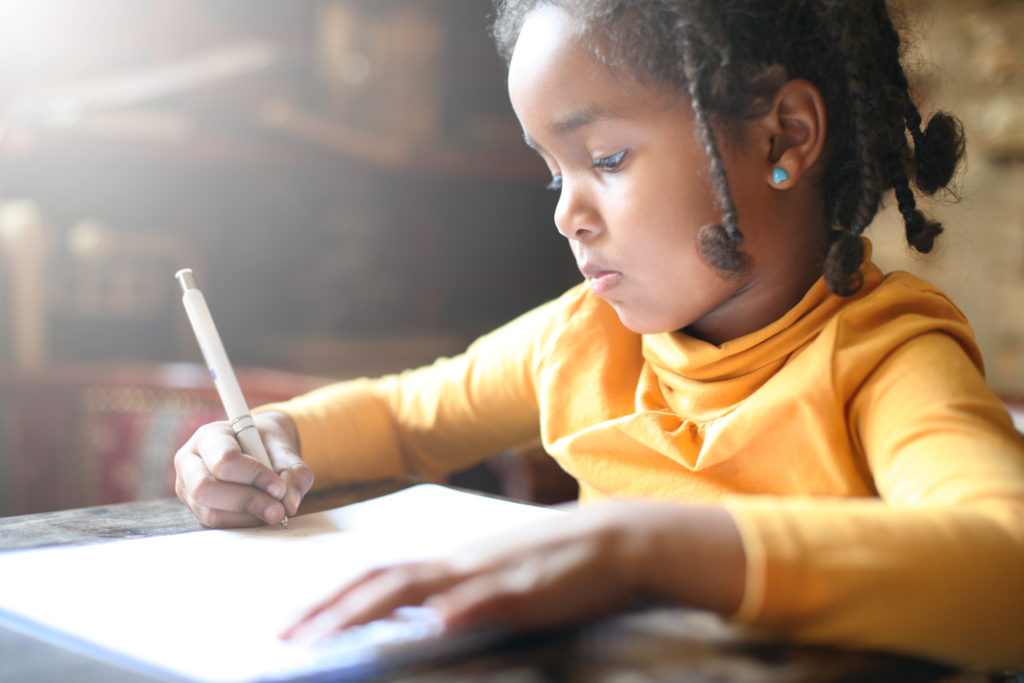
[551,105,612,133]
[522,105,615,151]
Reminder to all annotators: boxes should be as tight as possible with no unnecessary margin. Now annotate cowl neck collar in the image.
[640,244,883,416]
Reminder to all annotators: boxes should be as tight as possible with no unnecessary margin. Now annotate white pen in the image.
[175,268,288,528]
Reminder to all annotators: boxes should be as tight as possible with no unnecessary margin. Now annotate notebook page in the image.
[0,485,561,682]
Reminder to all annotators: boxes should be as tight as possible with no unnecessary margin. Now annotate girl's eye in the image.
[546,175,563,192]
[591,150,627,172]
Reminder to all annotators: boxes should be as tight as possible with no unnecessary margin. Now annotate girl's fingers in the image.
[433,573,533,632]
[185,422,288,501]
[257,412,315,514]
[438,551,623,632]
[279,468,312,516]
[279,566,392,640]
[281,562,460,641]
[194,424,284,489]
[175,448,286,527]
[258,413,302,467]
[190,507,266,529]
[193,476,287,526]
[173,414,308,528]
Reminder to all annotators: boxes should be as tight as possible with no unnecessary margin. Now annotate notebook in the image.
[0,484,561,682]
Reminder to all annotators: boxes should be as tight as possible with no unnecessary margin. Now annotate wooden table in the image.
[0,482,954,683]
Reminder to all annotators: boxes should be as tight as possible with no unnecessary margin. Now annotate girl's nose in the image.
[553,180,601,242]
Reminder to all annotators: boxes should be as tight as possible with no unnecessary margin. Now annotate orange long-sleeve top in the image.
[270,255,1024,668]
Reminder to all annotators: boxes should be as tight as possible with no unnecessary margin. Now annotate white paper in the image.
[0,485,560,682]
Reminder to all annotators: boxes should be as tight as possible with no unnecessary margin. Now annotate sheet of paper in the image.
[0,485,560,682]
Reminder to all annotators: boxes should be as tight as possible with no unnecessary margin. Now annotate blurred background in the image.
[0,0,1021,516]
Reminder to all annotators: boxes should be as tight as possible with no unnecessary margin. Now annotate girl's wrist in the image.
[611,506,659,598]
[623,503,746,615]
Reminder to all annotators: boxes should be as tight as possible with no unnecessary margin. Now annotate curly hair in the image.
[492,0,966,296]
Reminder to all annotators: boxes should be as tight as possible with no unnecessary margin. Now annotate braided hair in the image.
[492,0,965,296]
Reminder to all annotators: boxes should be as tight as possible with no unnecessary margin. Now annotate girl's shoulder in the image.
[827,265,982,372]
[850,267,970,329]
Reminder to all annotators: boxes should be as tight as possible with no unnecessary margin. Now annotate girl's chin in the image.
[611,305,681,336]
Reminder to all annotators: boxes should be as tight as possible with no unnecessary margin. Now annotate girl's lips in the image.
[586,270,622,296]
[579,262,622,296]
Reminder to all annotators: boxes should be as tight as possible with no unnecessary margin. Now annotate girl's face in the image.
[508,6,785,341]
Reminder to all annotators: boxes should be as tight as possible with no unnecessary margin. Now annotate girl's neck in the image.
[684,202,831,346]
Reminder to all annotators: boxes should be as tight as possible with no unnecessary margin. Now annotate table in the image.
[0,481,954,683]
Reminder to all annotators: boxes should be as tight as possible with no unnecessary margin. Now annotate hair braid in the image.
[902,96,962,195]
[823,11,877,295]
[877,4,963,251]
[897,90,964,250]
[887,68,944,252]
[892,169,943,252]
[904,94,928,159]
[678,24,750,275]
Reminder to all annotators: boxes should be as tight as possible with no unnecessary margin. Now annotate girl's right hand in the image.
[174,410,314,528]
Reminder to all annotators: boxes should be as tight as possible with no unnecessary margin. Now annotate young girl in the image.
[174,0,1024,669]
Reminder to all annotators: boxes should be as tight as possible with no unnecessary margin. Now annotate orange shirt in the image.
[271,254,1024,668]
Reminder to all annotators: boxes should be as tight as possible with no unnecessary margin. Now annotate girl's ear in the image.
[763,79,827,190]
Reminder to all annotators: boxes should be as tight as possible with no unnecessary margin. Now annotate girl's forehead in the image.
[508,6,685,139]
[508,6,580,82]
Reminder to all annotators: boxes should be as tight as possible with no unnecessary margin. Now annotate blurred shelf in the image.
[257,100,543,182]
[2,106,545,184]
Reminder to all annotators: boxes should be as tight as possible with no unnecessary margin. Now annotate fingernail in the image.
[287,490,301,514]
[267,482,286,499]
[265,503,282,522]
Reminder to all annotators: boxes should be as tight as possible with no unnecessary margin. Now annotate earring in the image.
[772,168,790,185]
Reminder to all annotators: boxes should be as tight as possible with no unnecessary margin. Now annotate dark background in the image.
[0,0,577,377]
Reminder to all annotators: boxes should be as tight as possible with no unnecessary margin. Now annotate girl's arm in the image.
[275,288,584,489]
[173,285,589,527]
[724,331,1024,668]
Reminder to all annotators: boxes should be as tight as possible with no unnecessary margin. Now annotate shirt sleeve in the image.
[263,288,582,491]
[725,331,1024,668]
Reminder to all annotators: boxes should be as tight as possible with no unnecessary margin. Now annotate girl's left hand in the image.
[279,501,745,642]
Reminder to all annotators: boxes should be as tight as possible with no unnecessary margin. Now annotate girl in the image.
[174,0,1024,669]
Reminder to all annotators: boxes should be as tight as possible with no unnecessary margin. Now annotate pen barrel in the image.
[232,416,273,469]
[180,289,252,425]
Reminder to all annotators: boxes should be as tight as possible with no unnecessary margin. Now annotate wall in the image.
[872,0,1024,396]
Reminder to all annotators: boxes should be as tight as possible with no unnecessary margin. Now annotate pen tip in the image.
[281,516,289,529]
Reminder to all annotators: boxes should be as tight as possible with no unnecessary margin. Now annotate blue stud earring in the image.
[772,167,790,185]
